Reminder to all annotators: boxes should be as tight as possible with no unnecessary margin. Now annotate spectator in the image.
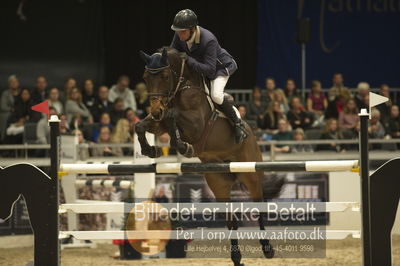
[124,108,140,135]
[4,88,40,147]
[328,72,351,101]
[110,97,125,125]
[48,87,63,114]
[65,87,93,124]
[338,98,359,134]
[272,118,293,153]
[362,93,370,111]
[37,107,58,144]
[31,76,48,104]
[287,96,313,130]
[3,117,25,147]
[135,82,150,119]
[237,105,248,120]
[73,129,90,161]
[262,77,276,103]
[92,112,113,142]
[91,126,123,157]
[273,89,290,114]
[59,114,70,134]
[307,80,327,119]
[388,105,400,139]
[111,118,133,155]
[259,100,286,133]
[376,84,391,125]
[369,108,386,140]
[0,75,20,139]
[291,128,313,153]
[82,79,96,114]
[317,118,345,152]
[283,78,298,104]
[93,85,112,122]
[8,88,41,124]
[158,133,176,156]
[109,75,137,111]
[354,82,370,111]
[325,92,347,120]
[64,77,77,101]
[154,185,170,203]
[247,87,267,121]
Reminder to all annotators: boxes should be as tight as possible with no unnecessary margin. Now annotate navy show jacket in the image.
[171,26,237,80]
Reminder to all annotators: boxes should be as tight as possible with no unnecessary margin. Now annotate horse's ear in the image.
[161,48,168,66]
[139,50,151,65]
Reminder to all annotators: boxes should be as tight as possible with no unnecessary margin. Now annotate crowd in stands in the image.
[0,74,149,158]
[239,73,400,153]
[0,72,399,157]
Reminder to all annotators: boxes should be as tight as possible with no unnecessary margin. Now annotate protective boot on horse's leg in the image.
[165,109,195,158]
[211,76,248,144]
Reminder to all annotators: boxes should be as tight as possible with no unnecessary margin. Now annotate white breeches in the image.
[210,76,229,105]
[211,75,240,118]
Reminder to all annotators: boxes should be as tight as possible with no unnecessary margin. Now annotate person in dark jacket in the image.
[31,76,48,104]
[170,9,247,143]
[92,85,113,122]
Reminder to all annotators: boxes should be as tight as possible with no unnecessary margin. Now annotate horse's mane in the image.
[156,46,203,84]
[157,46,179,55]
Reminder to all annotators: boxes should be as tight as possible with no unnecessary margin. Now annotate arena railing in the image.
[226,87,400,105]
[0,139,399,161]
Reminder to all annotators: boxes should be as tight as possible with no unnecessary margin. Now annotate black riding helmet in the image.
[171,9,198,31]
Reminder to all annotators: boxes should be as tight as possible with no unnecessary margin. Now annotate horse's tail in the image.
[262,174,286,200]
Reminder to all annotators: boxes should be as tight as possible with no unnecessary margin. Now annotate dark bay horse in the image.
[136,48,283,266]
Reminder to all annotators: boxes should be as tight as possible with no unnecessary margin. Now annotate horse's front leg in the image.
[165,110,194,158]
[135,116,163,158]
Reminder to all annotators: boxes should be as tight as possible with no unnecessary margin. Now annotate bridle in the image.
[145,57,186,112]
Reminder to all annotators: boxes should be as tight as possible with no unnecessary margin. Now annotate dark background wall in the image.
[1,0,399,91]
[0,0,257,90]
[257,0,400,89]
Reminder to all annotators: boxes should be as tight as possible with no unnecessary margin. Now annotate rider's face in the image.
[177,29,191,41]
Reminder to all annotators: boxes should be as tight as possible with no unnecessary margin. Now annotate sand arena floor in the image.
[0,236,399,266]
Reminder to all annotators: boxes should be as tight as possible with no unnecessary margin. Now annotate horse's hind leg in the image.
[204,173,243,266]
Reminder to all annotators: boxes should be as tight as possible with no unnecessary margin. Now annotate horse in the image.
[136,47,284,266]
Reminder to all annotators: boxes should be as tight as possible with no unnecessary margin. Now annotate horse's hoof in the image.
[178,142,195,158]
[233,263,244,266]
[262,243,275,259]
[183,144,194,158]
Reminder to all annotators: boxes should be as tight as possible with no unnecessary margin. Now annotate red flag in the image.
[31,100,49,115]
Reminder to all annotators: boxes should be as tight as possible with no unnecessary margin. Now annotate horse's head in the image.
[140,48,180,121]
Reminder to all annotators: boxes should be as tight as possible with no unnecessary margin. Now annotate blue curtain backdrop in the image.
[257,0,400,89]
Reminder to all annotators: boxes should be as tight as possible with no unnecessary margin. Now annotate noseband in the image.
[145,58,186,108]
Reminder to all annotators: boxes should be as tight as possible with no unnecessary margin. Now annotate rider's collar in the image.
[194,26,200,44]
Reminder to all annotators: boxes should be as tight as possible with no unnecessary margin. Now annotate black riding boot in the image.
[219,100,249,144]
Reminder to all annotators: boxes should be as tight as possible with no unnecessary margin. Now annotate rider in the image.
[170,9,248,144]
